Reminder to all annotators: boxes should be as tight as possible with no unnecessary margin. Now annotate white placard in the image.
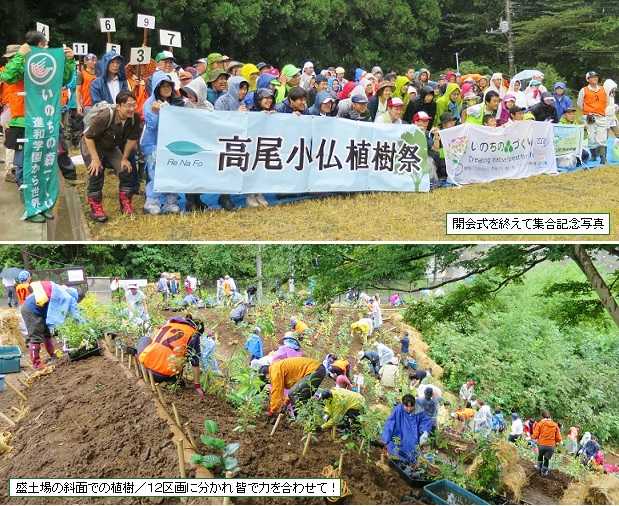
[159,29,182,48]
[99,18,116,33]
[67,269,85,283]
[137,14,156,29]
[72,43,88,56]
[106,43,121,55]
[129,46,151,65]
[36,22,49,40]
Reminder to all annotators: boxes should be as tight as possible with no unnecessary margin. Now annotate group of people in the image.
[2,31,616,222]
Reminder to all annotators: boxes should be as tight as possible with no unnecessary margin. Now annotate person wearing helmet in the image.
[15,270,31,306]
[245,326,264,361]
[21,280,85,369]
[577,71,609,164]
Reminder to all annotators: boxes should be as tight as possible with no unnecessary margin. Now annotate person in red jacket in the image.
[532,410,562,476]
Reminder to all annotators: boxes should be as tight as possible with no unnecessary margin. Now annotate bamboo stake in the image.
[5,379,27,401]
[222,470,234,505]
[332,425,337,441]
[115,346,119,359]
[155,384,166,405]
[0,411,16,427]
[17,378,29,389]
[120,348,124,365]
[148,370,156,391]
[270,413,283,436]
[338,451,344,476]
[184,423,197,451]
[302,432,312,456]
[141,363,149,384]
[175,438,186,478]
[171,403,182,428]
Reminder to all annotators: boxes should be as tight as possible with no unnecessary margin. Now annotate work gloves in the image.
[419,431,429,446]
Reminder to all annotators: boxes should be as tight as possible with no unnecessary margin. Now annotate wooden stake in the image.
[270,413,283,436]
[120,348,124,365]
[148,369,156,391]
[184,423,197,451]
[17,378,28,389]
[175,438,186,478]
[358,439,365,454]
[5,379,27,401]
[332,425,337,441]
[172,403,182,428]
[338,451,344,476]
[222,471,234,505]
[155,384,166,405]
[115,346,119,359]
[302,432,312,457]
[0,411,16,427]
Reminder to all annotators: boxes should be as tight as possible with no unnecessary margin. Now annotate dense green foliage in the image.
[404,263,619,444]
[1,0,616,88]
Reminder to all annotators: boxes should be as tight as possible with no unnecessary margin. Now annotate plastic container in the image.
[0,345,22,374]
[424,479,489,505]
[68,345,102,362]
[0,375,5,392]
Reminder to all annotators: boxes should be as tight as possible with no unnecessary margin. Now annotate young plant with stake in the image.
[294,398,324,457]
[191,419,240,476]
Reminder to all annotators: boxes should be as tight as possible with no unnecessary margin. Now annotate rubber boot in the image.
[598,146,607,165]
[29,342,42,369]
[87,193,108,223]
[118,190,134,215]
[186,194,208,212]
[43,336,56,358]
[218,194,235,211]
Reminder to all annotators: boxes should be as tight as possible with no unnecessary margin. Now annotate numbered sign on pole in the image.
[137,14,156,29]
[106,43,121,55]
[36,22,50,40]
[72,43,88,56]
[99,18,116,33]
[129,47,152,65]
[159,29,182,48]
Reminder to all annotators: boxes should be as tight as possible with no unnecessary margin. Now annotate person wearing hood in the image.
[275,86,309,114]
[603,78,618,136]
[508,79,527,108]
[552,82,572,119]
[90,51,128,106]
[413,69,431,91]
[243,73,279,108]
[240,63,259,91]
[328,77,342,98]
[300,61,315,90]
[486,72,508,98]
[22,280,84,369]
[250,86,276,112]
[497,94,517,126]
[525,79,544,108]
[141,73,184,215]
[369,81,395,121]
[434,83,462,127]
[245,327,264,361]
[309,91,338,117]
[403,86,436,124]
[206,69,230,106]
[214,76,249,111]
[529,92,558,122]
[180,76,214,111]
[477,75,490,96]
[274,64,302,103]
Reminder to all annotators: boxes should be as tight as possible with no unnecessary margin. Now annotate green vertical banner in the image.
[22,47,64,219]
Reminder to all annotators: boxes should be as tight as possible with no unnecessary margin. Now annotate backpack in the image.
[83,101,115,133]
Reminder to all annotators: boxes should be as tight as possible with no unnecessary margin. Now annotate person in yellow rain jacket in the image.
[290,316,308,335]
[316,388,366,431]
[260,355,329,416]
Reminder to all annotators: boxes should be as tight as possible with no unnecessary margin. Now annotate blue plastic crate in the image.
[0,346,22,374]
[424,479,489,505]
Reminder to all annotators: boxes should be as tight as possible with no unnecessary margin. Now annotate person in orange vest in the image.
[15,270,31,306]
[138,316,206,399]
[532,409,562,477]
[76,54,97,116]
[577,71,609,165]
[0,31,76,222]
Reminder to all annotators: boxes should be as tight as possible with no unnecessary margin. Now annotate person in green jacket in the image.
[274,64,301,104]
[462,90,500,125]
[0,30,76,222]
[434,82,462,127]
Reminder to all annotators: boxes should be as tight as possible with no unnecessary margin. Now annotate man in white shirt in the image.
[474,400,493,435]
[508,412,524,442]
[2,275,16,307]
[459,380,476,402]
[125,282,149,325]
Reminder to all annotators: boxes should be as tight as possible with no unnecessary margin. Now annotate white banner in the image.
[440,121,557,185]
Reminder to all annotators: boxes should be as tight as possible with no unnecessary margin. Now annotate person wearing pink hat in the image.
[413,110,431,130]
[375,97,405,124]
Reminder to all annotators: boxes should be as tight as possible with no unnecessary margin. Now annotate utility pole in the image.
[506,0,515,76]
[455,52,460,73]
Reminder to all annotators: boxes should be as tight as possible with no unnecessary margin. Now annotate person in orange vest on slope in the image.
[532,409,562,477]
[138,315,207,399]
[15,270,32,306]
[577,71,609,165]
[76,53,97,116]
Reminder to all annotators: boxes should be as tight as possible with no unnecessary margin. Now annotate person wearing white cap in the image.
[335,66,347,86]
[194,58,207,75]
[125,282,149,325]
[300,61,315,90]
[375,97,405,124]
[578,71,609,164]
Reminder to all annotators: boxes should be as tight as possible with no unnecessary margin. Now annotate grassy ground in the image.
[75,163,619,241]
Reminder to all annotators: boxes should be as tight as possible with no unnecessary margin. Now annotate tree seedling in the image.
[191,419,240,477]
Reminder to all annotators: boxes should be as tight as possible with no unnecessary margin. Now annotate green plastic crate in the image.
[424,479,488,505]
[0,346,21,374]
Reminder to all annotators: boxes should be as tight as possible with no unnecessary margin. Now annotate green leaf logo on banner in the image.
[166,141,205,156]
[504,140,514,153]
[26,53,57,86]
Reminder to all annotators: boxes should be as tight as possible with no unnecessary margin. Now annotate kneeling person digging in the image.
[80,91,141,222]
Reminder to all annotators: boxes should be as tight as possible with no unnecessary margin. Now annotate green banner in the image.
[22,47,64,219]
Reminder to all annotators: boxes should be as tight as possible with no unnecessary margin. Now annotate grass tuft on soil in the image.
[74,163,619,241]
[561,474,619,505]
